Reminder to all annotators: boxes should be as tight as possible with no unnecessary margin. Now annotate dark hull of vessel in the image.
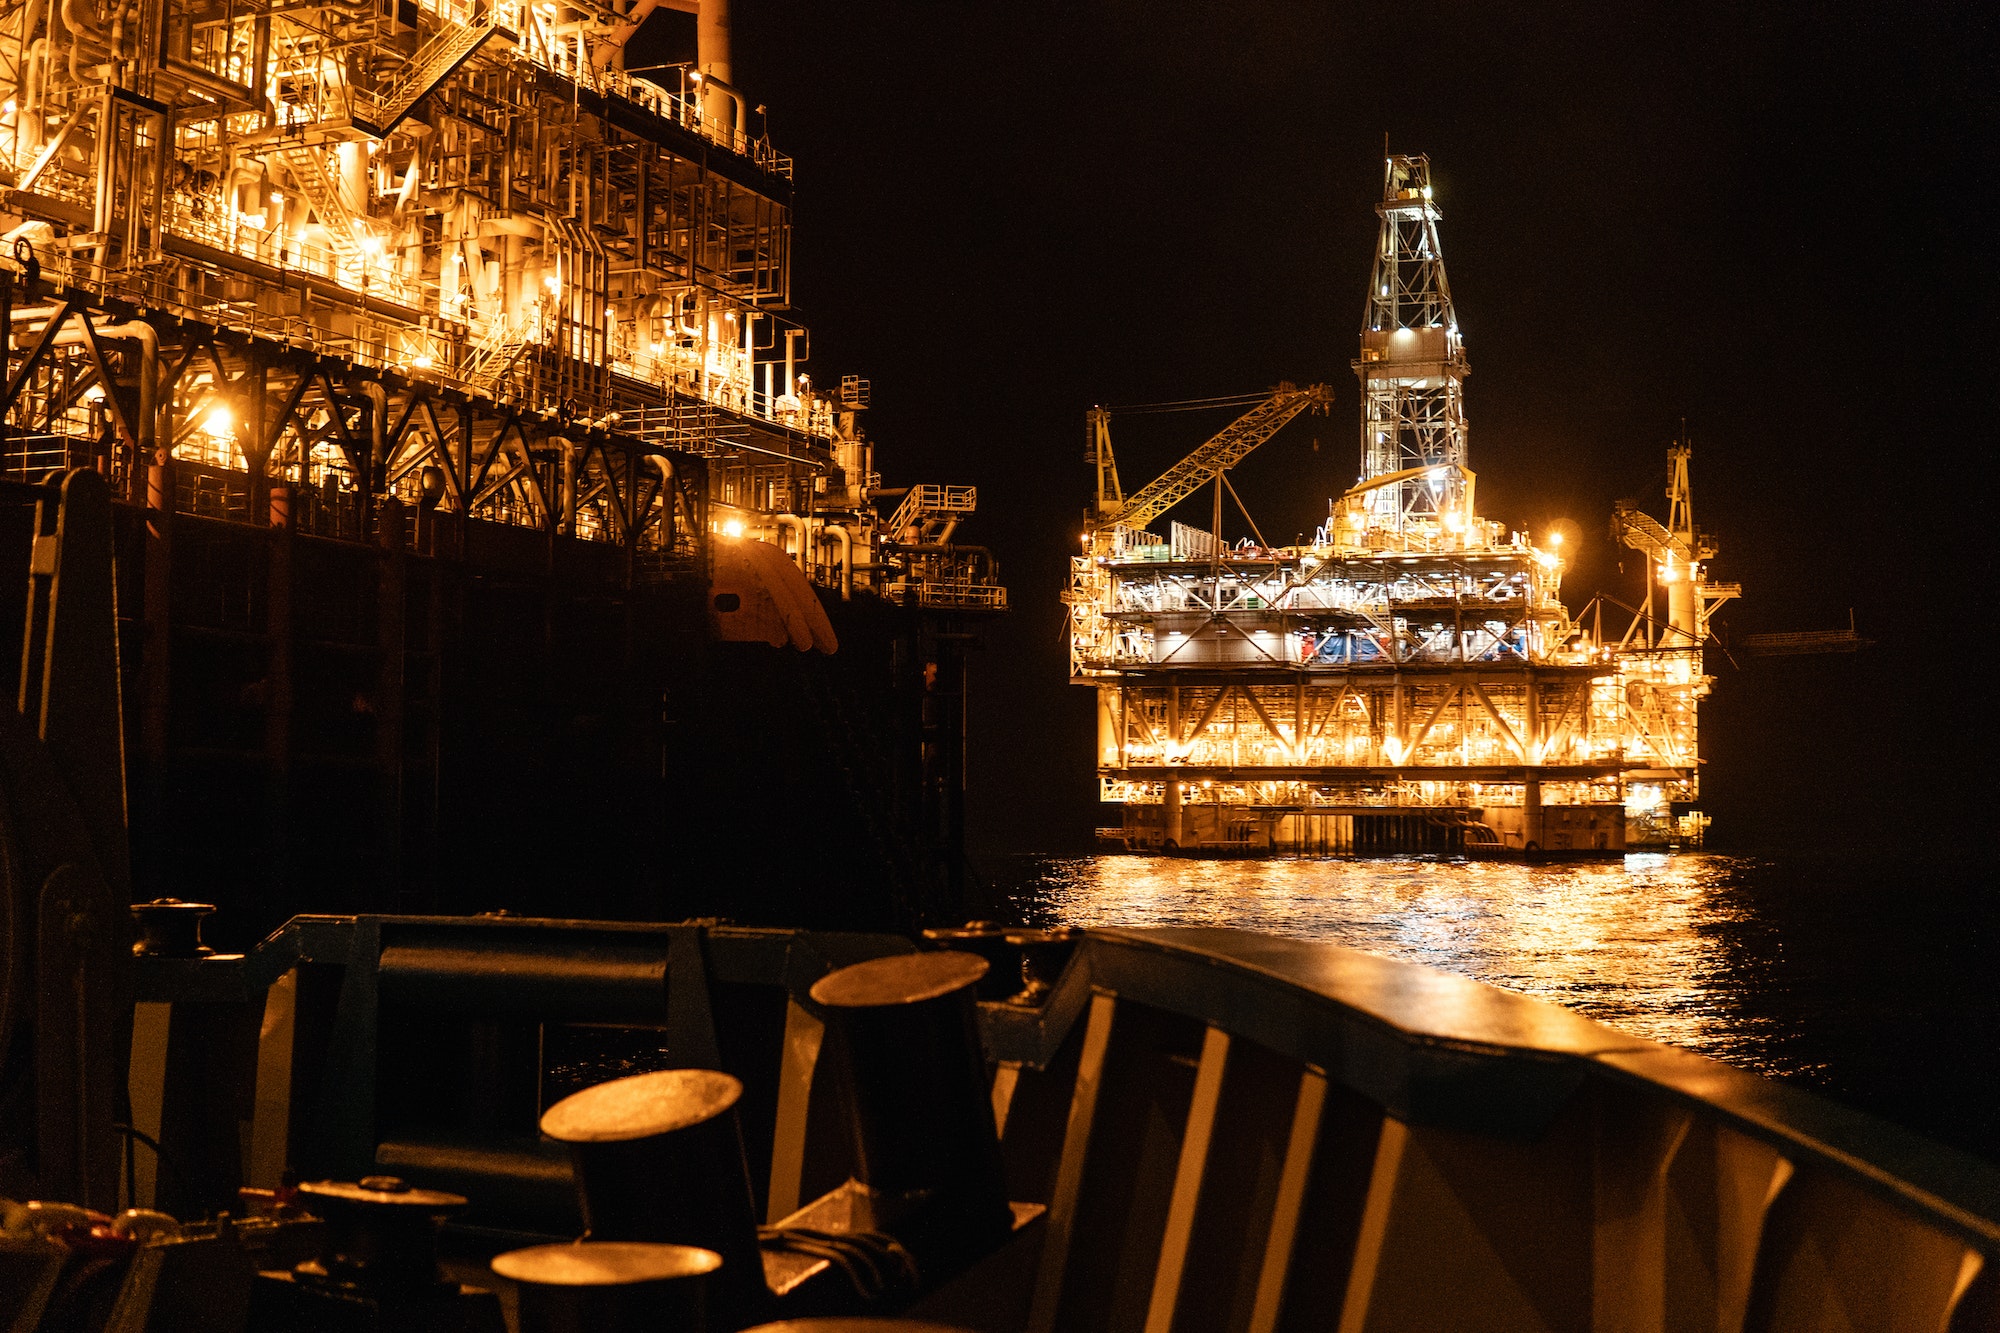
[0,495,972,944]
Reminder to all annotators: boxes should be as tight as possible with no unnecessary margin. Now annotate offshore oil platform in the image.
[0,0,1003,932]
[0,18,1993,1330]
[1070,155,1738,857]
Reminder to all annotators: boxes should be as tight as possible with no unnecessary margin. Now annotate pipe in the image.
[156,57,256,107]
[821,523,851,600]
[590,0,664,69]
[59,0,107,49]
[336,141,368,217]
[107,0,133,61]
[357,381,388,472]
[689,71,745,138]
[50,319,156,467]
[695,0,729,82]
[647,454,675,547]
[772,513,804,570]
[59,0,110,82]
[892,542,996,568]
[225,161,263,214]
[552,437,576,532]
[18,0,49,81]
[22,39,47,148]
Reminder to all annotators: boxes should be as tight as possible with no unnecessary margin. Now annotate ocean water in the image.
[979,851,2000,1164]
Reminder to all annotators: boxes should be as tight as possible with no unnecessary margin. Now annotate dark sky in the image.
[642,3,1996,856]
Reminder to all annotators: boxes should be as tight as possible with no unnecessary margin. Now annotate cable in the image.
[1100,391,1272,416]
[112,1123,195,1207]
[757,1225,921,1301]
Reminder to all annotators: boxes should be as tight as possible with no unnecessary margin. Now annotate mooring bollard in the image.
[250,1174,504,1329]
[540,1068,767,1321]
[493,1241,720,1333]
[807,951,1009,1236]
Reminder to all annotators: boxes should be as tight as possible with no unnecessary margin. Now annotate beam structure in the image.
[1071,155,1734,855]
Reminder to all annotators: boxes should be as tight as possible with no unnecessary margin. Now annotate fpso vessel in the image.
[0,0,1004,936]
[1070,155,1735,857]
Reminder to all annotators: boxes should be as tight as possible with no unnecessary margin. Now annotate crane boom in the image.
[1610,503,1689,563]
[1101,383,1335,533]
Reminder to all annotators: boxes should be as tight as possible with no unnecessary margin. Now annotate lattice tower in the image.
[1354,155,1469,537]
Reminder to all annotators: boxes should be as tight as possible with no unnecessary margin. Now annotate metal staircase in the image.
[464,319,531,395]
[887,484,976,545]
[352,8,509,136]
[274,146,366,265]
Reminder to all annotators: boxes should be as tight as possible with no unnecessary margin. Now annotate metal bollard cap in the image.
[739,1321,978,1331]
[808,951,988,1009]
[492,1241,722,1287]
[540,1067,744,1143]
[296,1177,466,1210]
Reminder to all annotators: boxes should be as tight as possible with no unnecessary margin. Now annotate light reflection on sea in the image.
[990,849,2000,1161]
[1005,853,1796,1076]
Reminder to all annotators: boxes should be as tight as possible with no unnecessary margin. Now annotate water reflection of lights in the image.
[1016,853,1783,1070]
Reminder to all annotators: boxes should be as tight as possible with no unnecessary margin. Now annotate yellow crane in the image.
[1087,383,1336,535]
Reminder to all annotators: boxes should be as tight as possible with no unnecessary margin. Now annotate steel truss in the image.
[1072,154,1730,854]
[1356,154,1469,532]
[0,0,999,610]
[2,298,703,553]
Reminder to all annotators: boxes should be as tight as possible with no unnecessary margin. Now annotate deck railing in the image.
[129,917,2000,1331]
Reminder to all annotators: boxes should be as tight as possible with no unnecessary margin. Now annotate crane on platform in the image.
[1086,383,1336,535]
[1611,443,1738,649]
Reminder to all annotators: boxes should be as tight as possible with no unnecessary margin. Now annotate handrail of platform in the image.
[130,917,1999,1325]
[21,243,833,447]
[997,927,2000,1330]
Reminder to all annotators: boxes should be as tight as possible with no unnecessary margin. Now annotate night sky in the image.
[638,3,1995,858]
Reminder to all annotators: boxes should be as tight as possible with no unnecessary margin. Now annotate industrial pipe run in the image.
[0,0,1002,619]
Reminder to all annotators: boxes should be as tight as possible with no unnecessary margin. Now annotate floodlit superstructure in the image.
[1070,155,1734,855]
[0,0,999,611]
[0,0,1002,924]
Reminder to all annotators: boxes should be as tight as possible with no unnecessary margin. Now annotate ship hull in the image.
[0,499,971,943]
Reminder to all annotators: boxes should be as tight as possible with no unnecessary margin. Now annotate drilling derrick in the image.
[0,0,1002,921]
[1071,155,1670,857]
[1358,155,1469,538]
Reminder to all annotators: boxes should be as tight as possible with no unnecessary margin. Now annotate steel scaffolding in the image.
[1070,157,1734,855]
[0,0,999,611]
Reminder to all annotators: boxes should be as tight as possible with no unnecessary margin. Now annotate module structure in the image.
[1069,155,1735,856]
[0,0,1004,925]
[0,0,1000,611]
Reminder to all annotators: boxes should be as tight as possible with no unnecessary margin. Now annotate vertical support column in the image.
[377,496,408,903]
[1524,666,1541,764]
[266,480,294,903]
[127,1001,172,1207]
[245,353,269,525]
[1116,684,1128,767]
[247,969,300,1190]
[764,999,825,1224]
[1097,685,1117,768]
[623,446,640,591]
[936,625,968,921]
[1390,673,1406,763]
[453,402,477,527]
[141,431,174,889]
